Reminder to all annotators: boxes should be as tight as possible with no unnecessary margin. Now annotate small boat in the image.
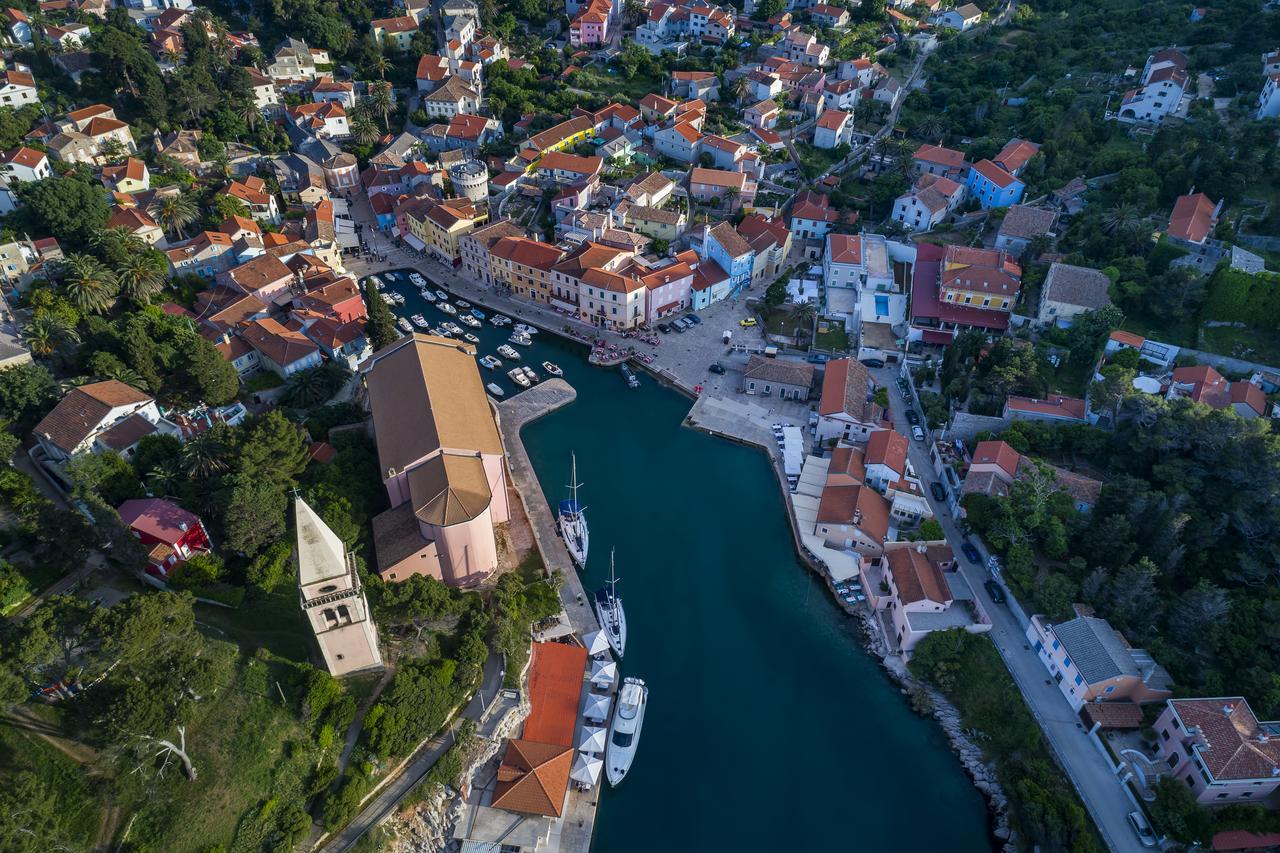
[434,289,449,302]
[620,364,640,389]
[459,314,482,328]
[508,368,530,388]
[594,551,626,657]
[509,332,533,346]
[470,308,486,320]
[514,322,538,336]
[369,275,383,288]
[522,366,539,383]
[420,289,437,303]
[438,302,457,315]
[396,317,413,333]
[431,326,452,337]
[408,272,425,286]
[606,676,647,787]
[489,314,512,327]
[442,321,462,335]
[381,293,395,305]
[411,313,429,328]
[558,453,589,568]
[486,383,505,398]
[542,361,563,377]
[497,345,521,360]
[457,299,471,309]
[479,355,502,370]
[463,332,480,344]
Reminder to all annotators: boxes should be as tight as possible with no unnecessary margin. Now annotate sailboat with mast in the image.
[594,550,627,658]
[558,453,589,568]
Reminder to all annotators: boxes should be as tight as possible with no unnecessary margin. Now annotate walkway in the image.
[879,369,1149,853]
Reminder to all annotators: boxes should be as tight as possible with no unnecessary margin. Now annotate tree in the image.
[65,451,143,505]
[247,540,294,592]
[115,250,169,305]
[149,192,199,240]
[181,428,231,478]
[1149,777,1213,844]
[175,331,239,405]
[210,193,249,221]
[222,472,287,556]
[170,552,223,589]
[13,176,110,248]
[364,283,398,350]
[367,82,393,132]
[1091,363,1135,419]
[238,411,309,489]
[0,363,57,429]
[61,254,120,315]
[0,772,81,851]
[349,110,379,146]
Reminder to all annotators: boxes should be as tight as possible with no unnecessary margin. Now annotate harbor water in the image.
[377,271,992,851]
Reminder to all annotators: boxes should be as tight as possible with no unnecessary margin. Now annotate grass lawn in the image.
[813,317,851,352]
[195,588,312,663]
[763,306,814,344]
[0,723,102,849]
[569,66,665,102]
[793,143,844,178]
[1201,325,1280,368]
[1118,314,1197,348]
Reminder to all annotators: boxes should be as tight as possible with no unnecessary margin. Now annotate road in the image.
[317,651,504,853]
[877,368,1148,853]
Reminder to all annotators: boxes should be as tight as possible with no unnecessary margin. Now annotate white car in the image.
[911,425,925,442]
[1127,811,1157,848]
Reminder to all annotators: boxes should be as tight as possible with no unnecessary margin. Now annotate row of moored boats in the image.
[558,454,647,787]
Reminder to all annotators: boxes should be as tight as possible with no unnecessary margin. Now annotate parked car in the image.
[686,314,702,325]
[1127,811,1157,848]
[983,579,1007,604]
[905,409,921,426]
[709,363,726,375]
[658,323,672,333]
[739,318,757,327]
[929,481,947,502]
[961,542,981,564]
[673,319,688,332]
[911,425,925,442]
[859,358,885,368]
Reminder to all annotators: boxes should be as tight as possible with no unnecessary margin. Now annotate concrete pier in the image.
[494,379,605,853]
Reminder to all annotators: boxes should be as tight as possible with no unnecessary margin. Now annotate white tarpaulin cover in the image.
[583,630,611,656]
[571,752,602,785]
[582,692,612,722]
[577,725,607,753]
[589,659,617,687]
[782,426,804,477]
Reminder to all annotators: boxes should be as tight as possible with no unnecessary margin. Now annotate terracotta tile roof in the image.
[1169,698,1280,782]
[689,167,745,189]
[34,380,151,453]
[522,642,588,747]
[1109,330,1145,348]
[816,481,890,541]
[0,69,34,88]
[0,146,44,168]
[106,206,158,232]
[971,440,1020,478]
[1168,192,1218,244]
[536,150,602,175]
[638,93,677,113]
[941,244,1021,295]
[226,254,293,295]
[83,116,128,137]
[491,236,563,269]
[490,740,573,817]
[816,109,850,130]
[827,233,861,265]
[239,317,317,367]
[887,545,953,605]
[994,138,1040,174]
[791,190,835,223]
[1229,380,1267,416]
[1004,394,1087,420]
[864,429,907,475]
[913,143,965,169]
[371,14,417,32]
[970,158,1019,189]
[96,412,158,451]
[818,358,881,423]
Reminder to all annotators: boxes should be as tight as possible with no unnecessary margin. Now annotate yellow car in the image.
[739,318,758,327]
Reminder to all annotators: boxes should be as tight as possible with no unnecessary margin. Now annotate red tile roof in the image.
[1004,394,1087,420]
[522,642,587,747]
[1169,698,1280,782]
[117,498,203,546]
[913,143,966,169]
[1168,192,1218,244]
[864,429,907,475]
[970,440,1020,478]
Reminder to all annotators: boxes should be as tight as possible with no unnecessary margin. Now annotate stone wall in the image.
[943,412,1011,444]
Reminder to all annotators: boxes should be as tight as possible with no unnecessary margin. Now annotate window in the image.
[1185,775,1195,788]
[1161,728,1170,741]
[1051,639,1060,650]
[1167,753,1178,769]
[1063,656,1072,669]
[1074,674,1083,686]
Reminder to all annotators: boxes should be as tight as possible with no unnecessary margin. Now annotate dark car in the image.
[929,481,947,502]
[709,363,726,375]
[983,579,1007,604]
[859,358,885,368]
[687,314,702,325]
[961,542,982,564]
[658,323,672,333]
[905,409,921,426]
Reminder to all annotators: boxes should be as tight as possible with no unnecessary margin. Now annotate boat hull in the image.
[593,587,626,658]
[558,502,589,568]
[606,677,647,787]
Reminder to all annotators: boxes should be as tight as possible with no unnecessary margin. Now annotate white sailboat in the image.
[605,676,648,787]
[558,454,589,569]
[593,551,626,658]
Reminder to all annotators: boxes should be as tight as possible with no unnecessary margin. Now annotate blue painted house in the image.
[966,159,1025,209]
[701,221,754,298]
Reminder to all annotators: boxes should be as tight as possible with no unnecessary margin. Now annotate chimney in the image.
[179,521,188,532]
[1222,704,1235,716]
[852,509,862,525]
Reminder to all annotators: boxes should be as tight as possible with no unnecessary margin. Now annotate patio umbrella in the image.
[577,725,607,754]
[583,630,611,657]
[589,659,618,688]
[582,691,612,722]
[570,752,602,786]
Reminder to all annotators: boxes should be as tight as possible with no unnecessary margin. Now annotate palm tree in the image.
[240,102,262,135]
[350,111,379,146]
[117,251,169,305]
[147,462,182,498]
[181,431,229,478]
[284,366,334,407]
[793,302,817,338]
[732,74,749,104]
[1102,203,1140,236]
[24,314,79,357]
[150,193,199,240]
[367,83,393,132]
[90,226,142,266]
[913,114,943,143]
[371,53,389,81]
[61,254,119,315]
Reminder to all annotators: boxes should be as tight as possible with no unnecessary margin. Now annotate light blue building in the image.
[965,160,1025,209]
[701,221,754,298]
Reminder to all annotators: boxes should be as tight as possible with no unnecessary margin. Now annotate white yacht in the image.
[411,313,429,328]
[514,322,539,336]
[421,289,437,303]
[396,317,413,333]
[486,383,505,398]
[594,551,626,658]
[606,677,648,787]
[434,289,449,302]
[438,302,457,315]
[509,332,533,346]
[508,368,531,388]
[558,453,589,569]
[497,345,521,361]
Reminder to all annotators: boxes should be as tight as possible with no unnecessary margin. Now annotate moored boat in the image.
[489,314,512,327]
[457,299,471,309]
[514,322,538,336]
[434,289,449,302]
[522,366,539,383]
[497,344,521,361]
[486,383,505,398]
[470,308,486,320]
[509,332,532,346]
[558,453,589,568]
[459,314,481,328]
[620,363,640,388]
[542,361,563,377]
[438,302,457,315]
[411,313,429,328]
[463,332,480,344]
[396,317,413,333]
[431,326,452,337]
[442,321,462,335]
[508,368,530,388]
[605,677,647,787]
[478,354,502,370]
[594,551,626,657]
[421,289,437,303]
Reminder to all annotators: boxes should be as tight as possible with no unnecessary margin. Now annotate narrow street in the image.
[877,368,1149,853]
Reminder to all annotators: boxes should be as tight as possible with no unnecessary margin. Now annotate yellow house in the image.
[520,115,597,166]
[624,205,685,242]
[370,15,418,51]
[939,244,1022,311]
[488,236,563,303]
[404,198,487,264]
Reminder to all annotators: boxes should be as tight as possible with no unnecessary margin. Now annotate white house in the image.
[892,174,964,233]
[1117,48,1188,124]
[813,109,853,150]
[930,3,981,29]
[823,232,905,325]
[34,380,176,462]
[0,69,37,106]
[815,357,885,443]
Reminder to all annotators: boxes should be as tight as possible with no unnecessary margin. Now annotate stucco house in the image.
[1154,698,1280,804]
[816,358,885,443]
[742,355,814,400]
[1037,262,1112,327]
[1027,612,1172,712]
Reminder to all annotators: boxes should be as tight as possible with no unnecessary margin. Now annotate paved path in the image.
[316,652,504,853]
[879,371,1148,853]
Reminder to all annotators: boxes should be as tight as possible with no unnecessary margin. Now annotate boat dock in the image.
[494,379,606,853]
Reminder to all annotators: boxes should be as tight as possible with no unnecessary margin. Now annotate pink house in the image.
[877,542,990,658]
[569,0,610,46]
[1154,698,1280,804]
[640,258,694,324]
[365,335,511,588]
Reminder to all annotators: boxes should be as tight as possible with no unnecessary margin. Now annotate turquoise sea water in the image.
[380,271,992,852]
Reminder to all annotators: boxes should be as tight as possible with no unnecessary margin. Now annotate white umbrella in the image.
[589,659,617,688]
[582,630,611,657]
[577,725,607,754]
[582,691,612,722]
[570,751,602,785]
